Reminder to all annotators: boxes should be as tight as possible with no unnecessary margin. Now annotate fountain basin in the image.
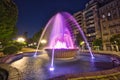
[45,49,78,59]
[3,52,120,80]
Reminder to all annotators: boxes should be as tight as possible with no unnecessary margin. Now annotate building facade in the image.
[73,0,120,51]
[99,0,120,51]
[73,11,84,45]
[74,0,101,48]
[83,0,101,48]
[73,11,84,29]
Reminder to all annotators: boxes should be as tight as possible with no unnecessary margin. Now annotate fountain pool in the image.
[10,52,120,80]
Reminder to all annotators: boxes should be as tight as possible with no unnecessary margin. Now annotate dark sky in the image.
[13,0,90,38]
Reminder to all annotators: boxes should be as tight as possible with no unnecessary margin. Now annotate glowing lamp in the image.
[80,41,85,45]
[17,37,25,42]
[41,39,47,44]
[49,66,54,71]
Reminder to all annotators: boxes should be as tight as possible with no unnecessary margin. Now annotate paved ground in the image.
[0,52,4,57]
[19,48,37,52]
[83,50,120,57]
[0,48,37,57]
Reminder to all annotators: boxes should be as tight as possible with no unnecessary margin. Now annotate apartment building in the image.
[99,0,120,51]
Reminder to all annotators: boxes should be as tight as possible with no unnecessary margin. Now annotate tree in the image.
[23,32,28,39]
[3,45,18,55]
[32,28,43,42]
[92,39,102,50]
[110,34,120,51]
[0,0,18,43]
[27,28,43,48]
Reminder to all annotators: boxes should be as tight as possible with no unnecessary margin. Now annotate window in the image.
[87,36,96,42]
[119,7,120,17]
[87,27,95,34]
[103,25,106,29]
[112,9,118,19]
[102,14,105,18]
[107,12,112,20]
[108,12,111,16]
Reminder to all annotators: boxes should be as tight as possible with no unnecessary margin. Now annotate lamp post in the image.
[0,42,2,48]
[17,37,26,47]
[17,37,25,43]
[114,41,119,52]
[80,41,85,52]
[40,39,47,44]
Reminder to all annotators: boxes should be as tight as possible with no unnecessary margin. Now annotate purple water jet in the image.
[46,13,75,49]
[34,12,94,71]
[34,12,94,58]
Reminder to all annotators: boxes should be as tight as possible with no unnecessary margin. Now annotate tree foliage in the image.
[0,0,18,42]
[3,45,18,55]
[32,28,43,42]
[110,34,120,45]
[93,39,102,46]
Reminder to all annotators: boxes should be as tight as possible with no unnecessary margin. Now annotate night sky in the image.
[13,0,90,38]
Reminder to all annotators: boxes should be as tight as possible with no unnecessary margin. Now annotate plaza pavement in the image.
[92,50,120,57]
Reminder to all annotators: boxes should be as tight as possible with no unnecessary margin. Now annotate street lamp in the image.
[79,41,85,52]
[40,39,47,44]
[114,40,119,52]
[80,41,85,45]
[17,37,25,43]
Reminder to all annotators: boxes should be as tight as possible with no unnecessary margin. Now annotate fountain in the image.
[34,12,94,71]
[34,12,94,59]
[3,12,120,80]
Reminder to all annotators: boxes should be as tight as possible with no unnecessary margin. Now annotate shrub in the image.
[13,42,22,50]
[12,41,26,50]
[3,45,18,55]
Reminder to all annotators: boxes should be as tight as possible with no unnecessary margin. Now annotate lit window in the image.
[108,12,111,16]
[102,15,105,18]
[88,34,91,36]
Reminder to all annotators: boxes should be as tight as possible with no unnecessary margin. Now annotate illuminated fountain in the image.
[34,12,94,71]
[6,12,119,80]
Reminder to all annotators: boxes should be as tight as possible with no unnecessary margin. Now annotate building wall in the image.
[73,11,85,45]
[99,0,120,51]
[73,1,101,48]
[73,0,120,50]
[83,1,101,48]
